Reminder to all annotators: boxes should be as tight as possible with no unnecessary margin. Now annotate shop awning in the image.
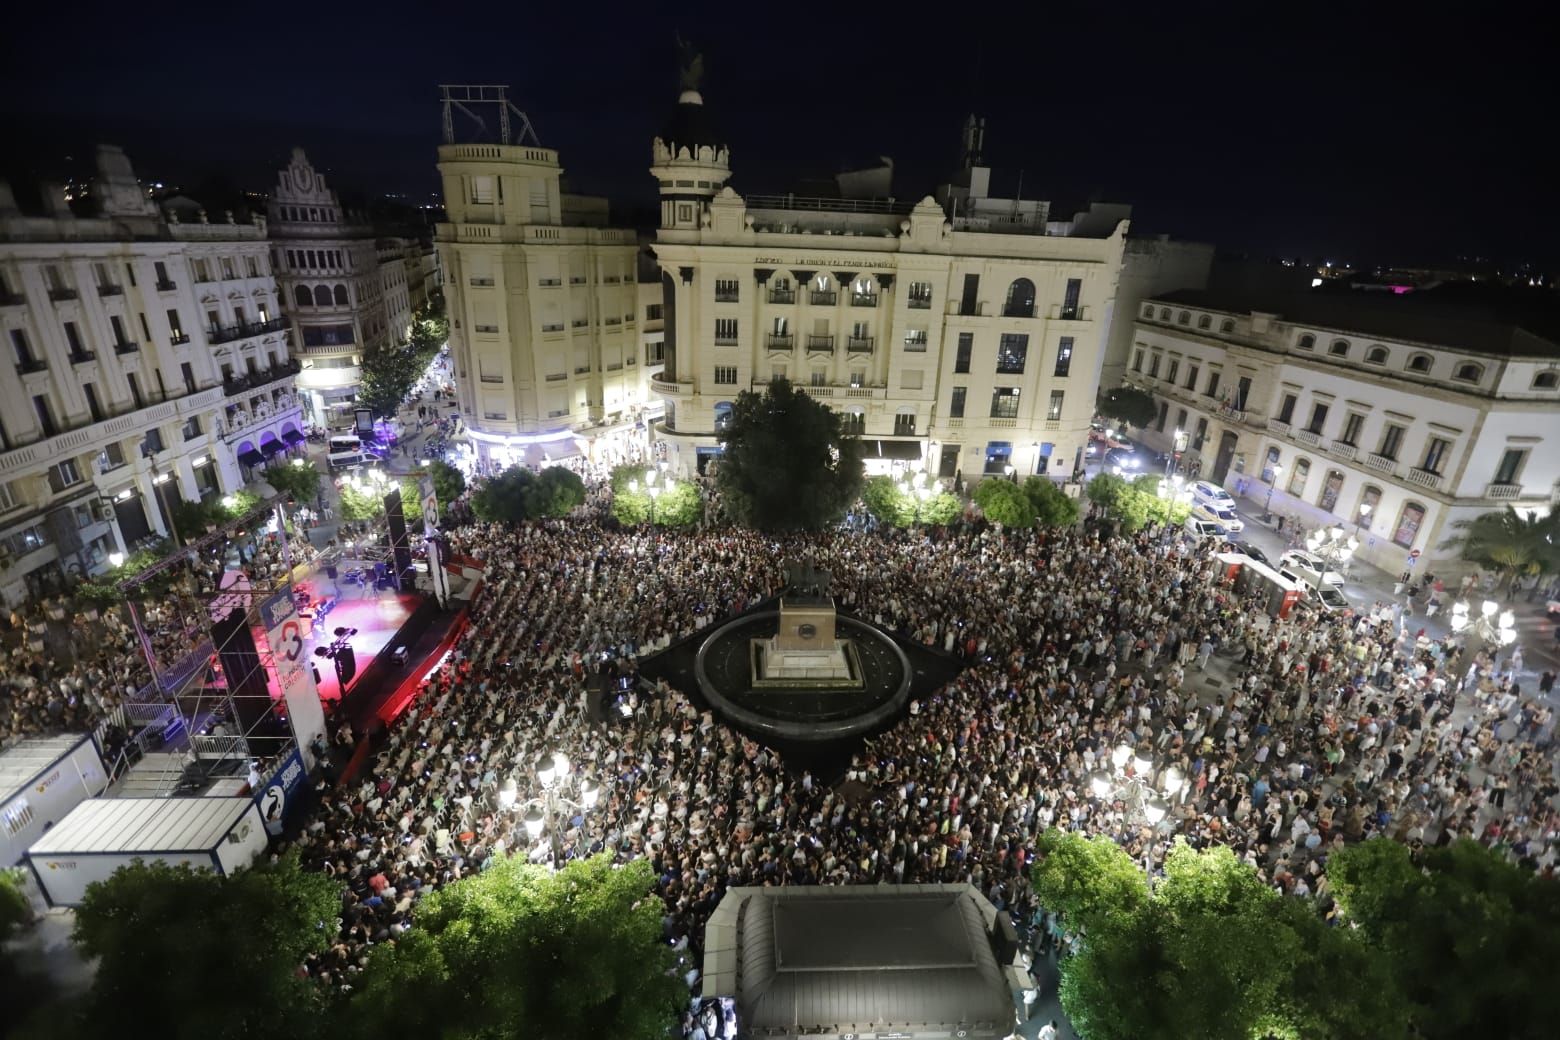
[282,428,306,444]
[260,440,286,457]
[867,439,924,461]
[237,449,264,467]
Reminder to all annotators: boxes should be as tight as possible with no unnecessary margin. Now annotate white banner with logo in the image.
[259,588,328,770]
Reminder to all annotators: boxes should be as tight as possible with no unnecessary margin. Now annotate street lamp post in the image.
[1262,464,1283,523]
[501,751,601,868]
[1090,743,1183,832]
[1355,500,1373,533]
[1450,599,1518,653]
[1306,525,1359,576]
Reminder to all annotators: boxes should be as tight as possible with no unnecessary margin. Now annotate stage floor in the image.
[298,592,420,702]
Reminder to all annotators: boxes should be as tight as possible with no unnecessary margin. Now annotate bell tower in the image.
[649,36,730,231]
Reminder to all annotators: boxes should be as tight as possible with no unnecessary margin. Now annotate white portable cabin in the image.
[0,734,108,866]
[25,797,267,907]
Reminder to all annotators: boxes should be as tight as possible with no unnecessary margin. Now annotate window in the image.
[48,458,82,492]
[294,285,311,308]
[333,285,349,306]
[1365,346,1389,365]
[154,261,171,288]
[954,333,972,374]
[1318,469,1344,512]
[1453,362,1483,382]
[1357,485,1381,525]
[2,798,34,838]
[1329,339,1350,357]
[126,372,143,408]
[1159,307,1171,320]
[990,387,1021,419]
[142,428,164,456]
[849,368,865,388]
[1155,400,1168,432]
[180,362,196,394]
[1392,502,1425,549]
[182,416,202,441]
[11,329,35,366]
[1421,436,1451,474]
[1219,318,1235,334]
[1177,311,1190,326]
[1261,446,1281,483]
[996,333,1028,374]
[1235,376,1252,411]
[1132,349,1144,372]
[841,409,865,435]
[1406,353,1431,373]
[713,402,733,431]
[1143,304,1155,318]
[712,318,739,345]
[1192,417,1208,450]
[1055,337,1074,377]
[1493,448,1527,485]
[949,386,967,418]
[714,279,739,302]
[1166,359,1180,385]
[469,176,495,204]
[904,329,928,351]
[1286,457,1310,496]
[1533,371,1558,389]
[1197,314,1211,329]
[1297,334,1315,350]
[646,303,663,321]
[1148,353,1161,378]
[83,383,104,422]
[1277,393,1297,424]
[1060,278,1082,320]
[0,480,16,512]
[33,395,57,437]
[1378,423,1405,460]
[894,411,916,436]
[1205,370,1220,398]
[1003,278,1036,317]
[983,441,1013,475]
[810,370,827,387]
[908,281,932,309]
[1306,402,1329,435]
[166,309,187,341]
[1047,390,1065,422]
[1339,412,1365,446]
[712,366,737,385]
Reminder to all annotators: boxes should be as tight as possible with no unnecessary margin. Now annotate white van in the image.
[327,434,365,470]
[1184,516,1229,541]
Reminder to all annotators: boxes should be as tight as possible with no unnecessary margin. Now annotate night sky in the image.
[1,2,1551,268]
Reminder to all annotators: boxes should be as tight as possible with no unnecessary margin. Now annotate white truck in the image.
[25,797,267,907]
[0,734,108,867]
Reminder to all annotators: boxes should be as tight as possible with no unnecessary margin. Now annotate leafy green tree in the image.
[358,343,426,418]
[973,477,1035,528]
[528,465,587,519]
[1438,506,1560,599]
[265,459,324,504]
[920,491,962,526]
[858,476,961,528]
[69,852,341,1040]
[1023,476,1080,528]
[1096,385,1157,429]
[337,482,386,521]
[213,489,263,523]
[1132,474,1192,527]
[1085,472,1130,514]
[1031,832,1404,1040]
[1328,838,1560,1040]
[426,459,466,505]
[471,466,585,525]
[349,854,687,1040]
[716,378,864,531]
[0,868,29,940]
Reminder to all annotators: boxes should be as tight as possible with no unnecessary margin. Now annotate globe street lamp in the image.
[1355,500,1373,533]
[1306,525,1358,576]
[1089,743,1183,830]
[504,751,601,867]
[1450,599,1518,650]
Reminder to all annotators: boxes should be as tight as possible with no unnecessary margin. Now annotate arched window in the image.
[1318,469,1344,512]
[1453,362,1483,382]
[294,285,311,308]
[1003,278,1036,317]
[1197,314,1211,329]
[1365,346,1389,364]
[1329,339,1350,357]
[1406,353,1432,373]
[1391,501,1426,549]
[1219,318,1235,333]
[310,285,330,306]
[842,406,865,436]
[1286,457,1311,496]
[1143,304,1155,318]
[1159,307,1171,319]
[1177,311,1190,325]
[1297,334,1316,350]
[333,284,350,306]
[1534,370,1559,389]
[713,401,733,432]
[1356,485,1381,526]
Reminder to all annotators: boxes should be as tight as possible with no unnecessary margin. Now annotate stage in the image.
[297,592,420,702]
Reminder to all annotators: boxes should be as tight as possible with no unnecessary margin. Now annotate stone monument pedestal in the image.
[751,592,861,688]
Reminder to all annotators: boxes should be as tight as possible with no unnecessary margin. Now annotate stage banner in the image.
[259,588,328,770]
[417,474,439,534]
[255,748,306,836]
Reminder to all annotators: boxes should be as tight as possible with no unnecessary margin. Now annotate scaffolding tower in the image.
[439,84,540,146]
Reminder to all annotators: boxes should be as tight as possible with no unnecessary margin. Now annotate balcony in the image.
[1485,482,1523,501]
[170,332,191,346]
[67,350,97,366]
[850,293,878,308]
[1405,467,1442,490]
[809,290,837,306]
[715,290,740,303]
[945,418,964,429]
[223,359,301,396]
[1043,419,1062,431]
[155,279,176,292]
[545,373,567,382]
[47,287,78,302]
[469,277,496,287]
[988,417,1018,428]
[846,336,874,353]
[1294,428,1322,447]
[113,340,140,356]
[1329,440,1358,462]
[1002,304,1036,318]
[807,334,835,352]
[1217,404,1247,424]
[1267,418,1293,435]
[766,334,794,351]
[208,317,287,344]
[908,297,931,310]
[768,288,796,304]
[1364,452,1397,475]
[0,291,24,307]
[15,357,47,375]
[97,283,124,297]
[572,319,588,328]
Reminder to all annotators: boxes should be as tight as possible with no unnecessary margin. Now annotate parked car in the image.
[1304,583,1352,614]
[1232,541,1272,566]
[1185,517,1229,541]
[1190,480,1236,510]
[1278,550,1347,588]
[1192,503,1245,534]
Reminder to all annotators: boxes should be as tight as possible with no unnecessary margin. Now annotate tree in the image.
[1023,476,1081,528]
[1096,385,1157,429]
[264,459,324,504]
[1328,838,1560,1040]
[1085,472,1130,514]
[858,475,961,528]
[337,482,386,521]
[349,854,687,1040]
[715,378,864,531]
[1438,506,1559,599]
[69,852,341,1040]
[426,459,466,505]
[358,342,426,418]
[528,465,587,519]
[1031,832,1404,1040]
[973,477,1036,528]
[471,466,586,525]
[1132,474,1192,527]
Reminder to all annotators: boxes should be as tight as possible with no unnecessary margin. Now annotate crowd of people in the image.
[278,513,1558,1016]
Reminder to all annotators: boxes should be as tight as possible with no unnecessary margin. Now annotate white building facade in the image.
[435,143,643,469]
[1127,289,1560,575]
[647,93,1128,481]
[0,146,300,606]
